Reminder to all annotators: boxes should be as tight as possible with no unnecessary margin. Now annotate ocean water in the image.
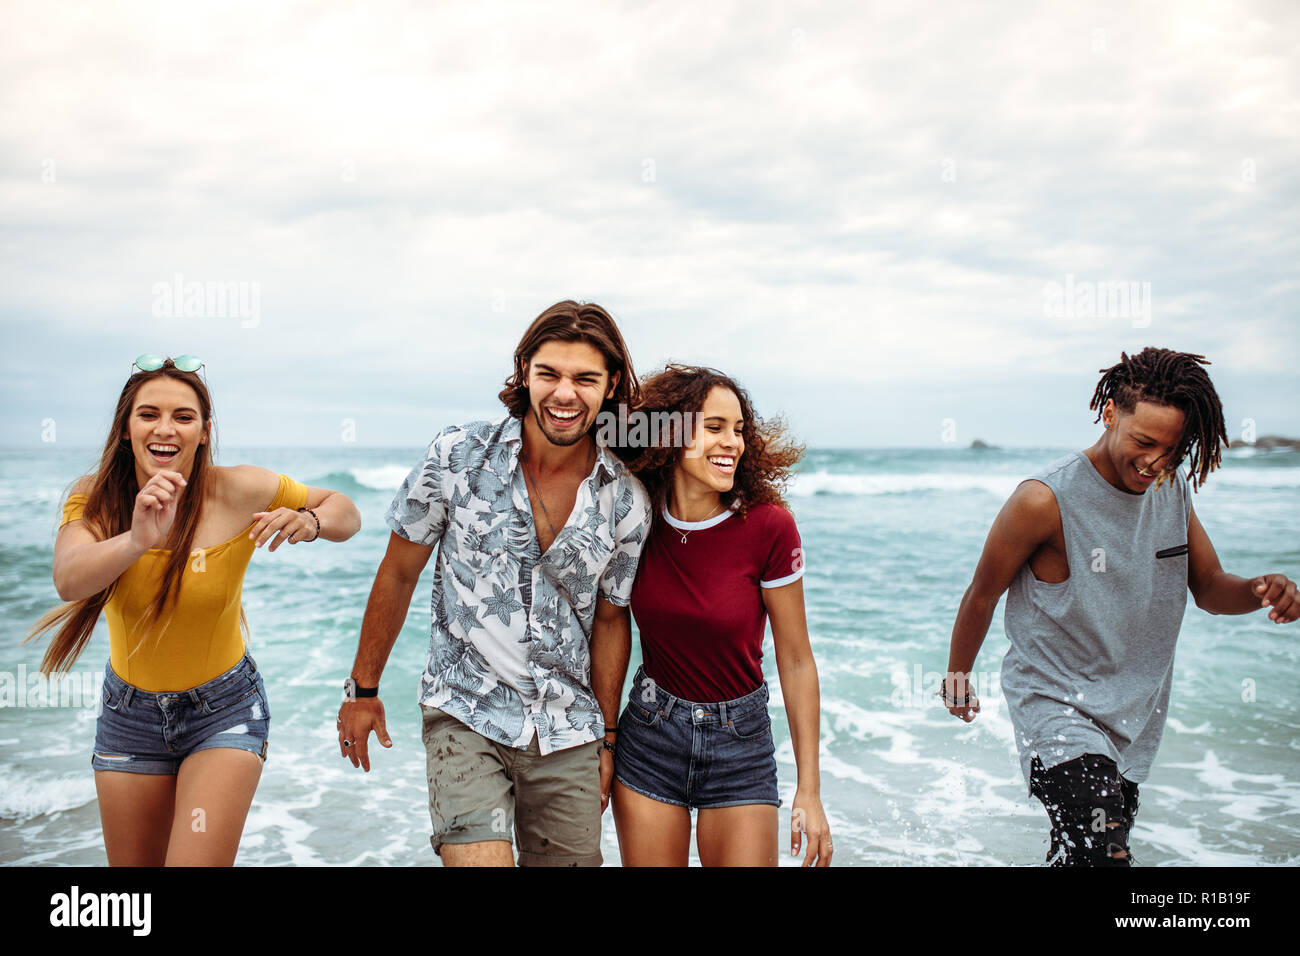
[2,443,1298,867]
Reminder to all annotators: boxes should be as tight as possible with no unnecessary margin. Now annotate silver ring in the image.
[342,739,353,747]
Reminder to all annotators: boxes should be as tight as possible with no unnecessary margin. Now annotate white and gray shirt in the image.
[1001,451,1192,791]
[386,416,652,755]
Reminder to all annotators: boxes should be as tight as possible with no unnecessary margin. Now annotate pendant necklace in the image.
[521,441,594,542]
[675,500,724,544]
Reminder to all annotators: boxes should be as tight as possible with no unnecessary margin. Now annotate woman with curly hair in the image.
[610,365,832,866]
[29,355,361,866]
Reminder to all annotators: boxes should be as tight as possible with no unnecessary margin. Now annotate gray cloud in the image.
[2,0,1296,448]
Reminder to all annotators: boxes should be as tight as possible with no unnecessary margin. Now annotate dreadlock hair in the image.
[1089,347,1227,491]
[617,364,804,522]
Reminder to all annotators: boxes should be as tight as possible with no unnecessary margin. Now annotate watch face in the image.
[344,678,356,701]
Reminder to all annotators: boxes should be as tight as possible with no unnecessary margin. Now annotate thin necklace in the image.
[521,442,594,542]
[673,500,724,544]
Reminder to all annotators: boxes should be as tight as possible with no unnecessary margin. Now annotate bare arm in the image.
[228,466,362,549]
[1187,506,1298,621]
[52,472,183,602]
[591,595,632,812]
[338,531,434,771]
[766,577,831,866]
[944,480,1059,721]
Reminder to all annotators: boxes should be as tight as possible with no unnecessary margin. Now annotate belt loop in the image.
[188,688,202,704]
[662,688,676,719]
[122,685,135,707]
[719,700,729,726]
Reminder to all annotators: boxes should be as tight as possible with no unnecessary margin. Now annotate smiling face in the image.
[124,378,209,484]
[525,339,619,448]
[1100,398,1186,493]
[676,385,745,496]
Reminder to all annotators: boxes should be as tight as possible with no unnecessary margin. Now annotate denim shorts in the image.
[614,666,780,810]
[92,653,270,774]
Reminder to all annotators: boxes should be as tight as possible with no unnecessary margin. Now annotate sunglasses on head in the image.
[134,354,204,373]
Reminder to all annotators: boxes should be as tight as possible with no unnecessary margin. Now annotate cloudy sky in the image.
[2,0,1296,450]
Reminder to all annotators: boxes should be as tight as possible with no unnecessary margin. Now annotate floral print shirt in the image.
[386,416,652,754]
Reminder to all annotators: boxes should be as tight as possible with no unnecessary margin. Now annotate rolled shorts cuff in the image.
[430,831,514,855]
[516,848,603,868]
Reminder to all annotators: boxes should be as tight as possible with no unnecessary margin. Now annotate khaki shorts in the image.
[421,705,603,866]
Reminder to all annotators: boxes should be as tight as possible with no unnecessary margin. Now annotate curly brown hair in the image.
[618,365,804,521]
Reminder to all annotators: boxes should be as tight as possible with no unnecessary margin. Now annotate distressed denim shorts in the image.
[614,666,780,810]
[92,653,270,774]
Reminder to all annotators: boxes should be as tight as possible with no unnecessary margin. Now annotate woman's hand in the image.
[791,790,832,866]
[130,470,186,552]
[249,507,317,551]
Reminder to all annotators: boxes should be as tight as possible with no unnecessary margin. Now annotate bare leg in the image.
[697,804,779,867]
[95,771,177,866]
[164,748,263,866]
[439,841,516,866]
[612,781,691,866]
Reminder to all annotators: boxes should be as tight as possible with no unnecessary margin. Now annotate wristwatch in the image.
[343,677,378,702]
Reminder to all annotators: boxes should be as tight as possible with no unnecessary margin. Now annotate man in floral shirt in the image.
[339,301,652,867]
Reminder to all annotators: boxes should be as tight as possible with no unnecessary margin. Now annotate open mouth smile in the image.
[147,443,180,464]
[545,406,584,429]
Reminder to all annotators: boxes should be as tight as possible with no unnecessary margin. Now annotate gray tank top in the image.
[1001,451,1191,792]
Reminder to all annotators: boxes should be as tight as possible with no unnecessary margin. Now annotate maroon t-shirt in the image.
[630,501,805,703]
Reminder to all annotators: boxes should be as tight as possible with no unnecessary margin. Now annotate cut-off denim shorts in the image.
[614,665,780,809]
[92,653,270,774]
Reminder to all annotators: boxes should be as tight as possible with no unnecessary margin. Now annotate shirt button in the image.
[694,708,704,719]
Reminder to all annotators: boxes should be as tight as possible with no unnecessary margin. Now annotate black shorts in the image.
[1029,753,1140,866]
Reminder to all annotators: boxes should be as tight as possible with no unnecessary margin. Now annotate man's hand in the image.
[337,698,392,772]
[599,745,614,813]
[1253,574,1298,623]
[791,792,833,867]
[941,672,981,723]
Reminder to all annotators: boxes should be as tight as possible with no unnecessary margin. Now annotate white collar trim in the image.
[662,499,739,531]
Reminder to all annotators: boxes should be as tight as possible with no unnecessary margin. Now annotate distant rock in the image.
[1240,435,1300,451]
[970,439,998,450]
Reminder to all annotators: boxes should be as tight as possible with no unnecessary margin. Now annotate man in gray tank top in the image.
[941,348,1297,865]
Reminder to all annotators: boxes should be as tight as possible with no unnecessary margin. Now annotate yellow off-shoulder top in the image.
[60,473,309,691]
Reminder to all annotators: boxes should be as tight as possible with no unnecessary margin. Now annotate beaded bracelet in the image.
[297,507,321,542]
[936,685,974,707]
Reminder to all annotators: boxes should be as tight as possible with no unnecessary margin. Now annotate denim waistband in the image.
[104,653,259,707]
[630,666,769,723]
